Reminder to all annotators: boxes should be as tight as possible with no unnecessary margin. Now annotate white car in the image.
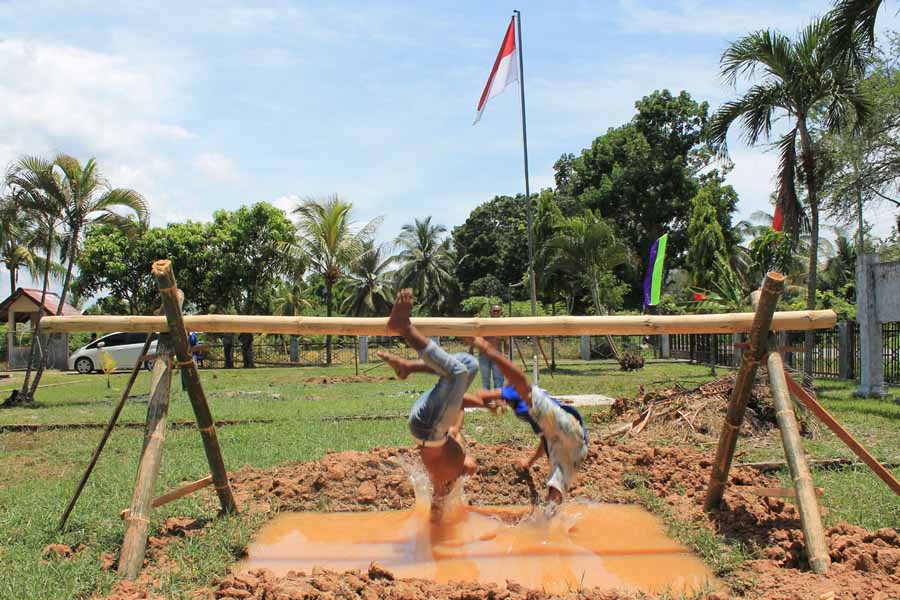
[68,332,158,374]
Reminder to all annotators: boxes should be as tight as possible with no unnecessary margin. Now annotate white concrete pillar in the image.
[579,335,591,360]
[358,336,368,364]
[660,334,670,359]
[857,254,885,397]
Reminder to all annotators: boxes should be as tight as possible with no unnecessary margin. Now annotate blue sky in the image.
[1,0,898,299]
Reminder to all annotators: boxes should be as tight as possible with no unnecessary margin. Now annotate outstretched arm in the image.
[517,437,546,470]
[474,337,530,405]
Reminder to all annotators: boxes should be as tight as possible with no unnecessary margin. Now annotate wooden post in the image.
[118,333,174,579]
[767,350,830,574]
[151,260,237,514]
[59,334,154,530]
[786,376,900,497]
[705,272,784,511]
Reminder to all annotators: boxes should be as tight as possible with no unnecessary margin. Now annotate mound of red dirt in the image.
[104,441,900,600]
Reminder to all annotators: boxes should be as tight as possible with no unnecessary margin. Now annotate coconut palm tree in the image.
[342,240,396,317]
[395,217,456,315]
[291,195,381,364]
[6,156,66,402]
[830,0,884,60]
[272,279,315,362]
[51,155,148,313]
[546,210,632,360]
[708,15,869,378]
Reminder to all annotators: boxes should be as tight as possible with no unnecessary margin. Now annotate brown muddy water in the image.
[238,502,719,595]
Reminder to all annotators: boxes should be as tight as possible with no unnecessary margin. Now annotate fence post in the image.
[660,334,670,359]
[358,336,368,364]
[579,335,590,360]
[838,322,851,380]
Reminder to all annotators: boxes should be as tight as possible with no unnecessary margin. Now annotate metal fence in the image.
[671,322,900,384]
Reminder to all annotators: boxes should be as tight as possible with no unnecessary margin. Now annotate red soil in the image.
[101,440,900,600]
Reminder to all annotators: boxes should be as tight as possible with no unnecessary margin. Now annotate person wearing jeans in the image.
[471,304,506,390]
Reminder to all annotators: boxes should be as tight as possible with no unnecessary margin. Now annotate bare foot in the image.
[387,288,413,335]
[376,351,409,380]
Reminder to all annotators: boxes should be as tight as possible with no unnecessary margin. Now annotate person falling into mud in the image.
[377,289,500,519]
[473,336,588,507]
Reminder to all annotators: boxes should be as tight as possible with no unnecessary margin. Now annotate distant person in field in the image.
[469,304,506,390]
[377,289,499,519]
[473,336,588,507]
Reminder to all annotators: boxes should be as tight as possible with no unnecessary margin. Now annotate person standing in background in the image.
[238,332,254,368]
[221,333,234,369]
[470,304,506,389]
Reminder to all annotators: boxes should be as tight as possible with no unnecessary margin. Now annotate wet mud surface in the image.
[100,439,900,600]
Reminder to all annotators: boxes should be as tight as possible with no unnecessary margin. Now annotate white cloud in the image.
[0,39,191,159]
[271,194,300,214]
[193,152,239,182]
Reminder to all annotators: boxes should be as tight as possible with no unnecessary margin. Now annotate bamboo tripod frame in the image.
[703,272,830,574]
[53,261,854,580]
[117,261,237,580]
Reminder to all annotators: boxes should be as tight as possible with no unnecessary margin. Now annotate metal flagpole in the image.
[513,9,537,317]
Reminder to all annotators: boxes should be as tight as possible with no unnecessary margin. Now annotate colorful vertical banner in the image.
[643,233,668,307]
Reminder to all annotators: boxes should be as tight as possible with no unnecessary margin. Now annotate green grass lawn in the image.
[0,359,897,599]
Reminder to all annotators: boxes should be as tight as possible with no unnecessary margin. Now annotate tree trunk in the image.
[30,226,79,394]
[798,119,818,382]
[325,284,333,365]
[20,223,54,401]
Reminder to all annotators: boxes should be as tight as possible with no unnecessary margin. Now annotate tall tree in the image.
[565,90,722,306]
[708,16,869,378]
[341,240,396,317]
[395,216,456,315]
[6,157,65,402]
[452,195,528,298]
[687,182,729,289]
[291,195,380,364]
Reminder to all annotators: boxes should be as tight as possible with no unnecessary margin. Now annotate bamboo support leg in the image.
[152,260,237,514]
[118,338,174,580]
[59,334,154,530]
[768,352,830,574]
[786,377,900,497]
[705,272,784,511]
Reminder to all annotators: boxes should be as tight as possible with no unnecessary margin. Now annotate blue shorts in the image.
[408,340,478,445]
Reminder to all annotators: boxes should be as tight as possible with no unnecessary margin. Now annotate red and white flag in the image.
[772,201,784,232]
[473,17,518,125]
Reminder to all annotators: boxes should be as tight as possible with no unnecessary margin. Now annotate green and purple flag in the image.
[643,233,668,308]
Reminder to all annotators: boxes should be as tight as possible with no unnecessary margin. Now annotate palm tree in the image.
[7,157,66,402]
[342,240,396,317]
[546,210,631,360]
[395,217,456,315]
[830,0,883,61]
[51,155,148,314]
[291,195,381,364]
[708,16,869,378]
[273,279,315,362]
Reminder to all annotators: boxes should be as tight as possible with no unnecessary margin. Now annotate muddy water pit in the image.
[239,501,718,595]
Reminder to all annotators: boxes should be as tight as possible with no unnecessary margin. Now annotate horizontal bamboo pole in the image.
[40,310,837,336]
[745,486,824,498]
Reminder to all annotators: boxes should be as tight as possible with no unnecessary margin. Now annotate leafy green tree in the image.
[749,229,797,284]
[0,197,42,294]
[687,182,729,289]
[395,216,456,315]
[452,195,528,299]
[341,240,396,317]
[689,256,752,313]
[291,195,380,364]
[565,90,727,305]
[75,221,215,315]
[207,202,296,315]
[708,16,869,377]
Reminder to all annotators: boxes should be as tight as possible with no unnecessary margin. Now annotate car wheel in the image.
[75,357,94,374]
[144,359,155,372]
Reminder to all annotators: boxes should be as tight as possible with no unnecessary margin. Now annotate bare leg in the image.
[376,352,438,380]
[388,289,429,351]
